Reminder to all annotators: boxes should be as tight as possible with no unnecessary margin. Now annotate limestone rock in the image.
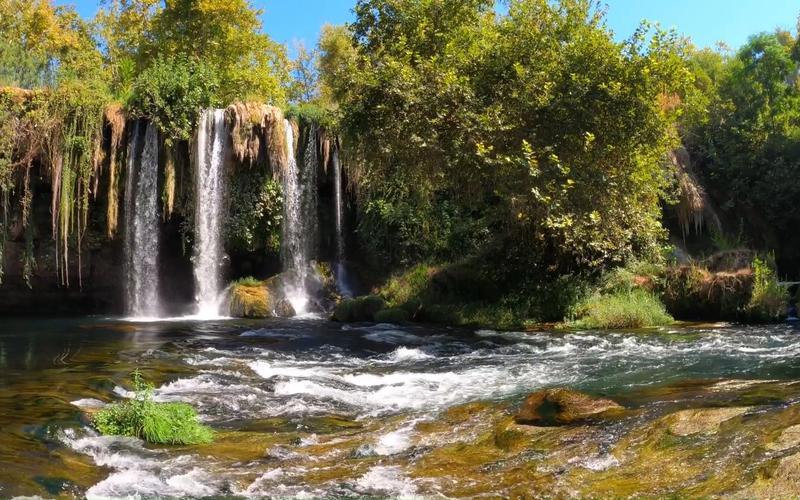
[275,298,296,318]
[664,407,749,436]
[515,388,624,426]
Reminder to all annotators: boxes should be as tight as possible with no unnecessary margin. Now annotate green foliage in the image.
[128,56,218,144]
[333,295,386,322]
[571,289,673,329]
[374,307,411,323]
[685,31,800,274]
[233,276,262,287]
[93,370,213,445]
[746,256,787,322]
[323,0,690,277]
[226,174,283,254]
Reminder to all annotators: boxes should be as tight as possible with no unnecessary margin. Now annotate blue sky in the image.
[57,0,799,52]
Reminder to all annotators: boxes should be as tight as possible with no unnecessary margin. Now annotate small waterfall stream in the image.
[193,109,228,317]
[332,147,353,296]
[281,120,318,314]
[124,122,161,318]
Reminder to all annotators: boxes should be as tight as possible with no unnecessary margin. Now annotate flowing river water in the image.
[3,318,800,497]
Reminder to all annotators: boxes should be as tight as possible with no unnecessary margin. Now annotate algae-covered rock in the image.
[229,280,270,318]
[515,388,623,426]
[738,452,800,497]
[664,406,749,436]
[332,295,386,322]
[768,424,800,451]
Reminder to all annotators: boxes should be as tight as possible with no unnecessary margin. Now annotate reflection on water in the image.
[2,318,800,497]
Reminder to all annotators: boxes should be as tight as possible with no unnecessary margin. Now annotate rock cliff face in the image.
[0,98,348,316]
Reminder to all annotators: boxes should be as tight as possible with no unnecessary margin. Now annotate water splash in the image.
[280,120,318,315]
[192,109,228,318]
[124,122,160,318]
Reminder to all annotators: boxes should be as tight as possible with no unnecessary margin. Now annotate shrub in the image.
[746,256,787,322]
[374,307,410,323]
[94,371,213,445]
[332,295,386,322]
[571,289,673,329]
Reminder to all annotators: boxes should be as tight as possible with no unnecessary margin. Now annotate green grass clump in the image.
[571,289,673,329]
[93,370,213,445]
[232,276,262,287]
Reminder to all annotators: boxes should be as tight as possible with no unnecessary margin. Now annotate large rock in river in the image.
[515,388,623,426]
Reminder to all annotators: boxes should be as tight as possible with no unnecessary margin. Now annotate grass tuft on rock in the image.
[93,370,213,445]
[571,289,673,329]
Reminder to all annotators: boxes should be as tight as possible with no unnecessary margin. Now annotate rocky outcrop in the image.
[515,388,624,426]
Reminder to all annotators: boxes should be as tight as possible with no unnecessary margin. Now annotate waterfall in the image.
[192,109,228,317]
[124,122,161,317]
[281,120,318,314]
[332,148,353,297]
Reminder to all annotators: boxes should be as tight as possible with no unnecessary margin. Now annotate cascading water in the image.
[332,148,353,297]
[124,122,160,318]
[192,109,228,317]
[280,120,318,314]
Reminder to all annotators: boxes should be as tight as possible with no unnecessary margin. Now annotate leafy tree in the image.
[323,0,691,278]
[686,31,800,273]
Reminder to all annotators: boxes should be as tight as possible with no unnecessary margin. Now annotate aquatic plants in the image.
[93,370,213,445]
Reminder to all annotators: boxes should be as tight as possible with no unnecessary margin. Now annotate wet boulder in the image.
[515,388,623,426]
[663,407,750,436]
[274,298,296,318]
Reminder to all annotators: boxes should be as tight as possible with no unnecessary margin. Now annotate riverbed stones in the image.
[663,407,749,436]
[515,388,624,426]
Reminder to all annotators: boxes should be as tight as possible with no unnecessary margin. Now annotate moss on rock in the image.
[229,279,270,318]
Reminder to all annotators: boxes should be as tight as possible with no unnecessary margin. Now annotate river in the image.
[2,318,800,497]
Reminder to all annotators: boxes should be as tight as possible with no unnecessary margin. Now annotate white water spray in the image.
[124,122,160,318]
[192,109,228,318]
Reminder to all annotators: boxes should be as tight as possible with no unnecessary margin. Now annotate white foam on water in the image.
[388,347,433,362]
[355,466,419,497]
[577,453,620,471]
[62,429,220,499]
[373,423,416,456]
[70,398,107,409]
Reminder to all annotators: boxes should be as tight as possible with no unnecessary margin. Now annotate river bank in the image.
[4,317,800,497]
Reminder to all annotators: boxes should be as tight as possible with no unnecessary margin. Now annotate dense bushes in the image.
[323,0,691,280]
[94,371,213,445]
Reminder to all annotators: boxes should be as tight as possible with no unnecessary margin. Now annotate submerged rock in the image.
[663,406,750,436]
[515,388,623,426]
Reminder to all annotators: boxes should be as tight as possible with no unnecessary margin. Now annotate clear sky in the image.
[56,0,799,52]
